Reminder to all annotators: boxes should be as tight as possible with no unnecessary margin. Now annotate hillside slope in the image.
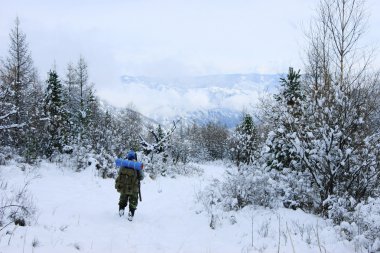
[0,161,354,253]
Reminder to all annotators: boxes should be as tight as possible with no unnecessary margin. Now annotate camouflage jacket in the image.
[115,167,144,195]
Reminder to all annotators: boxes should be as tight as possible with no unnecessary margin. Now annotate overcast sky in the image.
[1,0,379,107]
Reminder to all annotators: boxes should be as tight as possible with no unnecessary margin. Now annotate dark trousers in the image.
[119,193,138,211]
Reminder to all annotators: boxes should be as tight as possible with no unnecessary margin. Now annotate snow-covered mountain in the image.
[98,99,160,127]
[120,73,281,127]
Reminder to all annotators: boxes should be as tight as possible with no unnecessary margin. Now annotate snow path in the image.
[0,161,354,253]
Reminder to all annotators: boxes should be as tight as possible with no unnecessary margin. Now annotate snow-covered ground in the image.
[0,161,356,253]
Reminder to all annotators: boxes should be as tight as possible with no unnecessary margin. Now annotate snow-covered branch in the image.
[0,110,17,121]
[0,122,26,131]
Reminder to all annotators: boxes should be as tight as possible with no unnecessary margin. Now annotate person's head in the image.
[126,149,137,161]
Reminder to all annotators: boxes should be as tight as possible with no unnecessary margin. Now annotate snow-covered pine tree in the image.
[43,70,69,157]
[231,113,258,167]
[262,67,303,172]
[275,67,303,106]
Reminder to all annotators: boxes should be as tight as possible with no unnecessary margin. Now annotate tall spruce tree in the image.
[232,113,257,166]
[276,67,302,106]
[43,70,68,157]
[263,67,303,171]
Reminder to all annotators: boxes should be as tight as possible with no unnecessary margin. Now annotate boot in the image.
[119,206,125,217]
[128,208,135,221]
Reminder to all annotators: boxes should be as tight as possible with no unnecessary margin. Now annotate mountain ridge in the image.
[118,73,282,127]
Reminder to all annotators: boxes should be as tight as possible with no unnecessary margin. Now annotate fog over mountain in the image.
[119,73,281,127]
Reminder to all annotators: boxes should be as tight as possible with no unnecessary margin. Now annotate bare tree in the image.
[0,17,40,153]
[200,122,229,160]
[140,120,179,176]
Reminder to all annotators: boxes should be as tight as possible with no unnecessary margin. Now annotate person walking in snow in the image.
[115,149,144,221]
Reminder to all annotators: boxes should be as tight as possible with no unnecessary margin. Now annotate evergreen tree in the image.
[231,113,257,166]
[276,67,302,106]
[262,67,303,171]
[43,70,68,157]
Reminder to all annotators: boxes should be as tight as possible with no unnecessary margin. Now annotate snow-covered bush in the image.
[0,147,25,165]
[227,166,279,209]
[75,146,89,171]
[0,147,15,165]
[62,145,73,154]
[166,163,203,177]
[140,121,185,178]
[352,198,380,252]
[324,195,355,224]
[95,154,118,179]
[276,169,316,212]
[140,155,204,178]
[329,197,380,252]
[198,165,279,213]
[141,152,167,177]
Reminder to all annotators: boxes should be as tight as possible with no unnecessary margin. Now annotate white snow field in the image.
[0,161,356,253]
